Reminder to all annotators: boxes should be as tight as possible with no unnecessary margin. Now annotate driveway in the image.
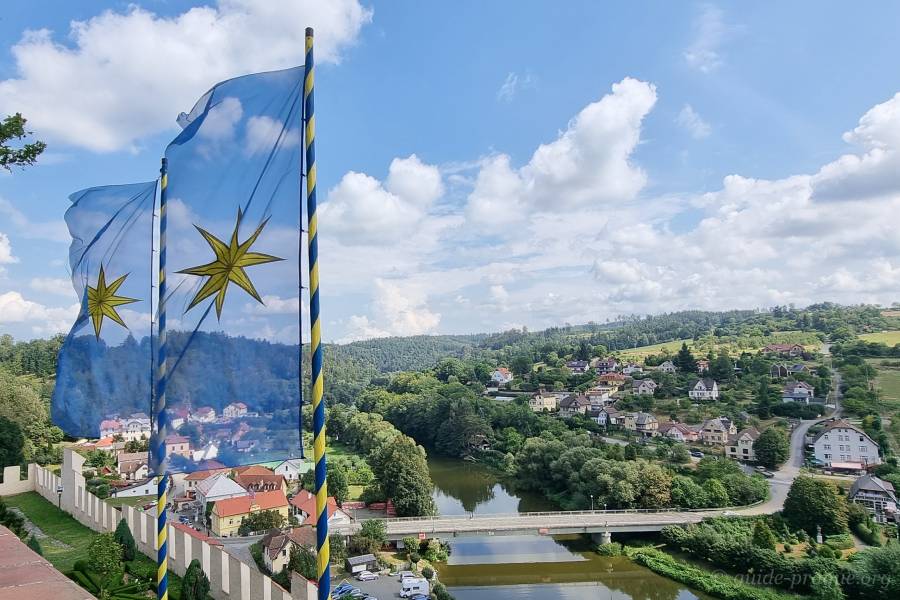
[335,573,421,599]
[221,534,266,568]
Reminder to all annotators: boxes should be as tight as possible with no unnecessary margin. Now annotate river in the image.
[427,456,710,600]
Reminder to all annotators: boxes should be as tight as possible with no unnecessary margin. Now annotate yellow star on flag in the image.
[86,266,138,338]
[178,209,283,318]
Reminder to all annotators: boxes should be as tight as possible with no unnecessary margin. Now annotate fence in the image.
[0,449,317,600]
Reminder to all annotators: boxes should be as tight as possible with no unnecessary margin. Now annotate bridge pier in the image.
[591,531,612,545]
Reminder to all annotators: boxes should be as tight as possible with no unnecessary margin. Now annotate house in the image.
[621,363,643,375]
[165,435,192,458]
[490,368,514,385]
[633,412,659,436]
[98,413,151,441]
[274,459,314,482]
[345,554,378,575]
[689,379,719,401]
[223,402,248,419]
[788,364,807,375]
[195,472,249,508]
[183,468,228,496]
[117,452,149,481]
[658,421,699,442]
[593,358,618,374]
[170,407,191,430]
[559,394,591,417]
[782,381,816,403]
[260,527,316,573]
[584,388,612,409]
[565,360,590,375]
[233,466,287,493]
[235,439,259,453]
[726,428,760,462]
[192,441,219,463]
[849,475,898,524]
[770,363,789,378]
[598,372,627,386]
[528,391,558,413]
[763,343,805,358]
[632,379,658,396]
[191,406,217,423]
[700,417,737,445]
[211,489,290,537]
[657,360,677,374]
[592,406,620,427]
[110,478,156,499]
[812,420,881,467]
[289,490,352,527]
[696,359,710,373]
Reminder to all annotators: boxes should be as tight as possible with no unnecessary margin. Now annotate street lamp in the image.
[590,494,594,511]
[604,503,607,512]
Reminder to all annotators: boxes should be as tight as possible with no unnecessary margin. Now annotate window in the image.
[860,446,867,453]
[859,436,865,442]
[825,454,832,459]
[824,444,831,450]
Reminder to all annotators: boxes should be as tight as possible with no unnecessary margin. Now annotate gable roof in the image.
[234,471,285,491]
[234,465,275,476]
[812,420,875,445]
[214,489,288,518]
[729,427,760,443]
[290,490,341,525]
[196,472,248,498]
[850,474,897,501]
[694,378,717,390]
[185,468,228,481]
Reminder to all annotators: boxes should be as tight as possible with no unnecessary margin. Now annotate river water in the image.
[427,456,710,600]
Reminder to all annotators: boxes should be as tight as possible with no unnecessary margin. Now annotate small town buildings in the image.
[849,475,898,524]
[763,343,805,358]
[700,417,737,445]
[491,368,513,385]
[223,402,248,419]
[99,412,151,441]
[191,406,217,423]
[632,412,659,436]
[788,364,807,375]
[528,391,558,412]
[658,421,699,442]
[260,527,316,573]
[211,489,289,537]
[657,360,677,374]
[565,360,590,375]
[593,358,618,374]
[597,372,627,386]
[182,469,228,496]
[345,554,378,575]
[233,466,287,493]
[117,452,149,481]
[726,428,760,462]
[192,441,219,463]
[812,420,881,467]
[110,478,156,499]
[592,406,620,427]
[274,459,314,482]
[621,363,643,375]
[783,381,816,403]
[770,363,789,378]
[165,435,192,459]
[689,379,719,401]
[559,394,591,417]
[289,490,351,527]
[696,359,710,373]
[195,472,249,508]
[632,379,658,396]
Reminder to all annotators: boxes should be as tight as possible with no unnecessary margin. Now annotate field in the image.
[104,494,154,508]
[866,359,900,404]
[4,491,95,572]
[617,339,692,360]
[859,330,900,345]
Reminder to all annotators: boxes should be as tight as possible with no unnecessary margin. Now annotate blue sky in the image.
[2,1,900,342]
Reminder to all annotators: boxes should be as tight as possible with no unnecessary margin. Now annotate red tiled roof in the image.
[290,489,340,525]
[233,465,274,476]
[165,435,190,444]
[214,489,288,518]
[172,522,222,546]
[185,468,228,481]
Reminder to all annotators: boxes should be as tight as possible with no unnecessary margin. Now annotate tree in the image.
[0,416,24,469]
[359,519,387,547]
[113,518,137,561]
[510,353,532,378]
[0,113,46,170]
[329,533,348,563]
[755,379,777,419]
[753,427,789,469]
[402,537,420,559]
[702,479,729,508]
[783,476,848,536]
[669,444,691,464]
[287,545,317,581]
[624,443,641,460]
[675,343,697,373]
[182,558,211,600]
[27,535,43,556]
[752,520,776,550]
[348,535,380,555]
[810,572,844,600]
[238,510,285,535]
[329,464,350,505]
[88,532,123,577]
[845,544,900,598]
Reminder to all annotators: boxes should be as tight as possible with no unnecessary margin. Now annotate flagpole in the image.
[155,157,170,600]
[304,27,330,600]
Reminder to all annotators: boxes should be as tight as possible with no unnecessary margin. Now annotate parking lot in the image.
[333,573,429,599]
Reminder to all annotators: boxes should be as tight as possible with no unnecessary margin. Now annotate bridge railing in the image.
[377,507,723,523]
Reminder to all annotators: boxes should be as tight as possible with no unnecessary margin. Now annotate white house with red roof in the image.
[223,402,248,419]
[491,367,513,384]
[289,489,351,527]
[191,406,217,423]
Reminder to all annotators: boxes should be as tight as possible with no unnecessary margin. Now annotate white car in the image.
[355,570,378,581]
[397,570,415,581]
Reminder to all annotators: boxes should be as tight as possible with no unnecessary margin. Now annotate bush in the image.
[432,581,455,600]
[852,522,882,547]
[824,534,853,551]
[88,532,123,577]
[409,551,421,564]
[422,566,434,580]
[27,535,43,556]
[113,519,137,561]
[596,542,623,556]
[182,559,210,600]
[783,543,792,554]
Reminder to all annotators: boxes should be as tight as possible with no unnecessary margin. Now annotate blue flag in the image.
[159,66,304,473]
[52,181,158,439]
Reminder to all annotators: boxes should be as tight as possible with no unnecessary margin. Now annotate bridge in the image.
[331,508,723,542]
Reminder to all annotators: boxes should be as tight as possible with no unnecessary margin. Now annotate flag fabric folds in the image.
[159,66,305,473]
[52,181,157,439]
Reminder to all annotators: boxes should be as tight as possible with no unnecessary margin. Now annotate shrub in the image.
[422,566,434,580]
[409,551,421,564]
[596,542,623,556]
[824,534,853,551]
[181,559,211,600]
[27,535,43,556]
[113,519,137,561]
[783,543,793,553]
[88,532,123,577]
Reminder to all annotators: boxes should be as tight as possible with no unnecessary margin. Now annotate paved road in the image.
[220,533,265,567]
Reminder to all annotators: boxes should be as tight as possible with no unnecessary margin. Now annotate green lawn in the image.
[5,492,97,572]
[347,485,366,501]
[327,440,365,460]
[866,359,900,404]
[859,330,900,346]
[105,495,155,508]
[617,339,692,360]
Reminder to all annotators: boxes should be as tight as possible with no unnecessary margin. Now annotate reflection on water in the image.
[427,457,709,600]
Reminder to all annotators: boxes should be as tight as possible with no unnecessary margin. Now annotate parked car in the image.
[690,450,704,458]
[761,470,776,478]
[356,570,378,581]
[398,570,415,581]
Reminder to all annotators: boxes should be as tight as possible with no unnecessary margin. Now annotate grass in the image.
[5,491,96,572]
[327,440,365,461]
[347,485,366,501]
[865,359,900,404]
[105,495,155,508]
[859,330,900,345]
[618,339,692,360]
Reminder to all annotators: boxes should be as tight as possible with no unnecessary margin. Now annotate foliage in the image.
[88,532,123,577]
[810,572,844,600]
[329,463,350,504]
[753,520,777,550]
[422,566,434,580]
[431,581,456,600]
[0,498,25,538]
[823,534,853,551]
[359,519,387,546]
[69,564,147,600]
[348,534,380,556]
[181,559,211,600]
[595,541,623,556]
[288,544,317,581]
[841,544,900,599]
[329,533,348,563]
[114,518,137,561]
[783,477,848,536]
[754,428,790,469]
[238,509,285,535]
[0,416,25,469]
[0,113,46,170]
[27,534,43,555]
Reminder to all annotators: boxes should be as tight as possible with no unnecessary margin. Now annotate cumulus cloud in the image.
[683,4,728,73]
[676,104,711,139]
[0,198,68,242]
[0,0,372,151]
[245,115,301,156]
[0,233,17,265]
[340,279,440,342]
[0,291,78,334]
[30,277,75,298]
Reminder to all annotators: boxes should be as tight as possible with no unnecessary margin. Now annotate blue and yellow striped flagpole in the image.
[156,157,170,600]
[304,27,330,600]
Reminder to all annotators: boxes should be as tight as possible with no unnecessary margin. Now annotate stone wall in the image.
[4,449,318,600]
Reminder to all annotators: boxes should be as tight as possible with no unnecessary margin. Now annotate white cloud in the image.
[683,4,728,73]
[30,277,75,298]
[497,71,534,103]
[0,291,78,334]
[339,279,440,342]
[0,0,372,151]
[245,115,301,156]
[0,233,17,265]
[0,198,68,241]
[676,104,711,139]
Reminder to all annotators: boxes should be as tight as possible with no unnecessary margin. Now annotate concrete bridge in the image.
[332,508,723,542]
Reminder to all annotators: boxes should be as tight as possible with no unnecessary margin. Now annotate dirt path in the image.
[7,506,74,549]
